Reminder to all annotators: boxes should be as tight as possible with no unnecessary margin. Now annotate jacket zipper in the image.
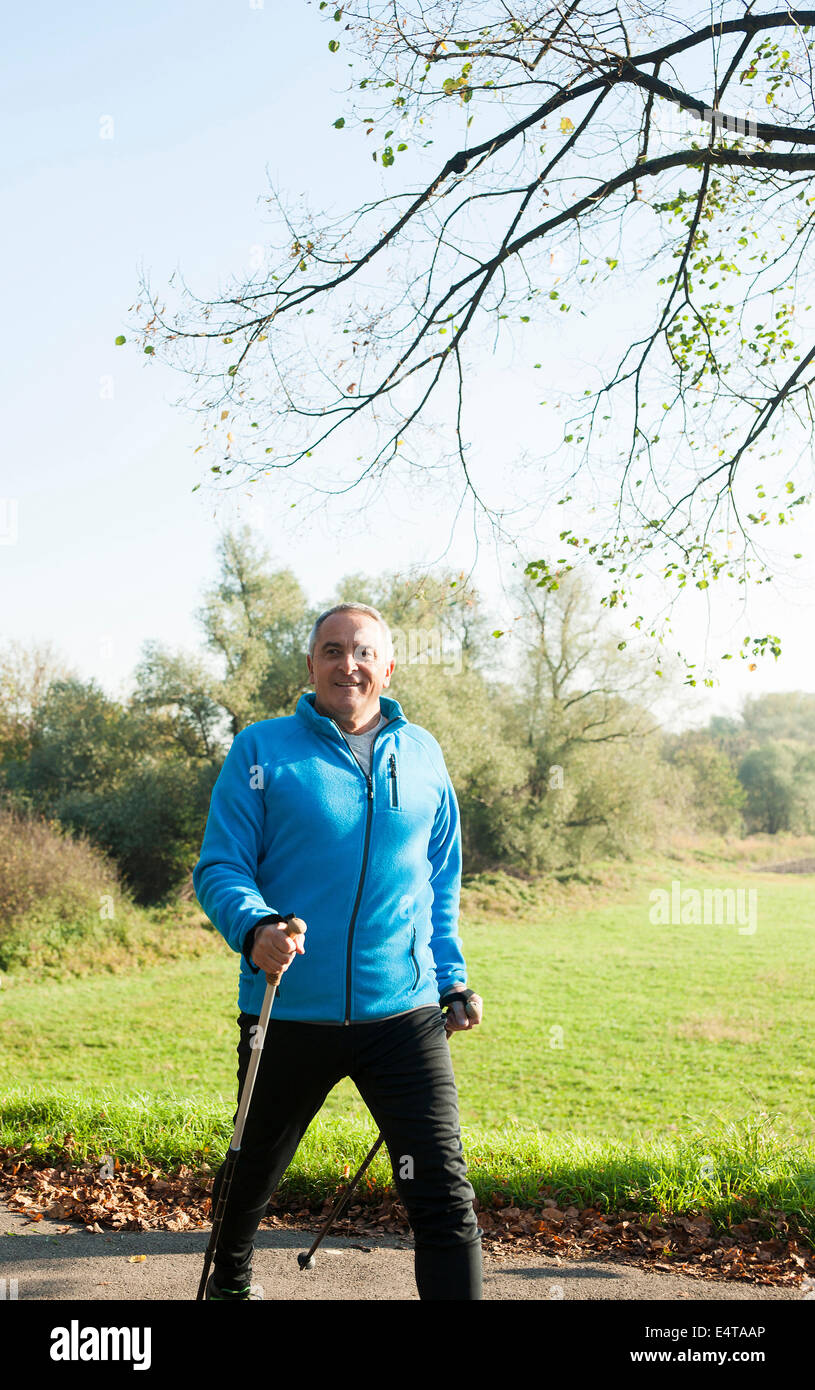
[332,717,394,1025]
[409,924,419,990]
[388,753,399,808]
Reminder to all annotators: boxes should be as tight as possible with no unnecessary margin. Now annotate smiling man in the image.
[193,602,483,1301]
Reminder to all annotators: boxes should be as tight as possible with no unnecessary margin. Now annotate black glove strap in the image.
[439,987,475,1010]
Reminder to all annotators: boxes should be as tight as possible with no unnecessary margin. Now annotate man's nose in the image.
[338,650,358,672]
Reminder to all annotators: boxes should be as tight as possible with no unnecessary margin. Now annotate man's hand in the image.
[251,919,306,980]
[443,986,483,1035]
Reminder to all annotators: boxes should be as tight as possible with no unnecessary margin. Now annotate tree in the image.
[665,732,747,834]
[3,678,149,806]
[133,2,815,683]
[740,690,815,744]
[502,567,677,858]
[57,761,220,904]
[0,640,73,764]
[332,563,496,672]
[197,526,316,732]
[0,673,221,904]
[738,740,815,831]
[132,643,226,760]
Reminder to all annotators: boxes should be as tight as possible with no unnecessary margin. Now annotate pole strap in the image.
[439,987,475,1011]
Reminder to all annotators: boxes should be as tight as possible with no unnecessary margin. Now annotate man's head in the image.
[306,604,395,733]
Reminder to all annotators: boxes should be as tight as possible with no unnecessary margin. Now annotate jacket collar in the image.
[296,690,406,742]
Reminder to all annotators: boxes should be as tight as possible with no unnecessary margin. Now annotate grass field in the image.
[2,853,813,1135]
[1,841,813,1234]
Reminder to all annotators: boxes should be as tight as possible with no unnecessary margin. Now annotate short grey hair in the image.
[307,603,394,663]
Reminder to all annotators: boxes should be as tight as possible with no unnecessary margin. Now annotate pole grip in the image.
[262,913,307,987]
[233,915,306,1146]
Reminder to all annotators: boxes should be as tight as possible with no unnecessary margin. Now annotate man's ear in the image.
[383,660,395,688]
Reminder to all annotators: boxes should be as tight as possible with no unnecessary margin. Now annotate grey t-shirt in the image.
[338,711,388,777]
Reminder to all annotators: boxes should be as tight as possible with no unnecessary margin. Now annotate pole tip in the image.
[297,1252,315,1271]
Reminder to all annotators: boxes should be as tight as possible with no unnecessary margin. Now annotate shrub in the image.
[0,802,214,977]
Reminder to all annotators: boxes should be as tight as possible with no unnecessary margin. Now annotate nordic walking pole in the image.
[297,986,476,1272]
[196,913,306,1301]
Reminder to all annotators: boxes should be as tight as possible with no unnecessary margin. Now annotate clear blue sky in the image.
[2,0,813,730]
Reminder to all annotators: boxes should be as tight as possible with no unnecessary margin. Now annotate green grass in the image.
[2,858,813,1137]
[1,843,814,1234]
[2,1090,812,1240]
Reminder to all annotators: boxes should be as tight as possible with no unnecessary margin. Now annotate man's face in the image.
[307,611,395,731]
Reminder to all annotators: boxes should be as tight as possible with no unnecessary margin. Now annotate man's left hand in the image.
[444,988,483,1034]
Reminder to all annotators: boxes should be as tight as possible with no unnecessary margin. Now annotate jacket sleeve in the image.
[426,766,467,999]
[192,727,281,965]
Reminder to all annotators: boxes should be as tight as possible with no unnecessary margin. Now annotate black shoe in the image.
[206,1272,263,1301]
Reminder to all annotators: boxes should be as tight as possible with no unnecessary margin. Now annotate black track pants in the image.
[210,1004,482,1299]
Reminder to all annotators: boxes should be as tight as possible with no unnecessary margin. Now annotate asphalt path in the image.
[0,1205,799,1301]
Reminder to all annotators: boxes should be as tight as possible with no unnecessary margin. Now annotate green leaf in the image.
[114,335,126,346]
[143,345,154,355]
[328,39,340,53]
[333,117,345,129]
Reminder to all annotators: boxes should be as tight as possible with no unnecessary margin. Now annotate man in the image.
[193,602,483,1300]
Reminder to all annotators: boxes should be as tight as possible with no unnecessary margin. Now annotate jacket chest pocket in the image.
[387,753,401,810]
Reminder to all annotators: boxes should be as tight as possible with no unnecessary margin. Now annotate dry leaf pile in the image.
[2,1137,813,1289]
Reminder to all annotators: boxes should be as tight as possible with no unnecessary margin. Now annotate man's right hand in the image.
[251,919,306,979]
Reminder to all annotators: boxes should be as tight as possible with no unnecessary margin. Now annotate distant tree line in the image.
[2,527,814,905]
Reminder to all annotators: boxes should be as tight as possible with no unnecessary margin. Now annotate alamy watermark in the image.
[389,627,462,675]
[649,880,757,935]
[50,1322,151,1370]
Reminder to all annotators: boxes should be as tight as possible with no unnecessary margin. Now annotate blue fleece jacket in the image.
[192,691,467,1021]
